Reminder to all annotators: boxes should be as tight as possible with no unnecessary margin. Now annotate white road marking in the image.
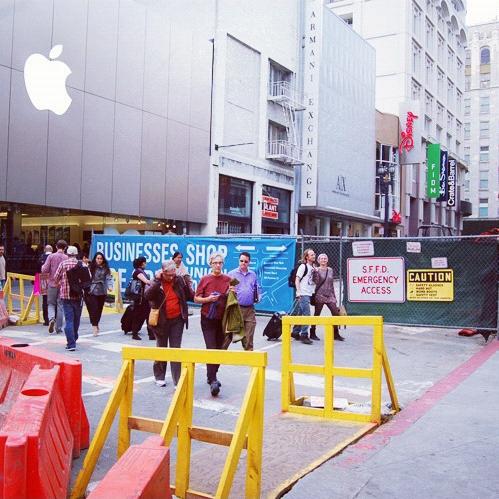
[260,341,282,351]
[90,342,125,353]
[193,398,240,416]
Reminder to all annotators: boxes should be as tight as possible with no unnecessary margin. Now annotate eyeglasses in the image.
[239,259,249,263]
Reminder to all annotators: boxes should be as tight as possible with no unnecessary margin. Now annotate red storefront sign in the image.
[262,195,279,219]
[400,111,418,152]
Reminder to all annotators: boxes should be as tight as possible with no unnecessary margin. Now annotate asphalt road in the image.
[0,305,486,495]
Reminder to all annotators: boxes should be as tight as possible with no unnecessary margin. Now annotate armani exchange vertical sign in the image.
[301,0,322,206]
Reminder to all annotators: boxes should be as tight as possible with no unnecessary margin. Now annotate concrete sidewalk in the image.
[286,339,499,499]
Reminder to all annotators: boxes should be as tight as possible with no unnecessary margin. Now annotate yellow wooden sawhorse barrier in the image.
[71,347,267,499]
[2,273,40,325]
[282,315,399,424]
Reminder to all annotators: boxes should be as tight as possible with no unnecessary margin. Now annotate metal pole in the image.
[383,182,390,238]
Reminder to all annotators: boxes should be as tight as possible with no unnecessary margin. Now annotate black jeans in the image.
[86,294,106,326]
[131,299,150,334]
[310,301,340,337]
[200,316,227,383]
[153,316,185,385]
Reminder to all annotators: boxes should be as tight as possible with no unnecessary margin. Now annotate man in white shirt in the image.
[292,248,317,344]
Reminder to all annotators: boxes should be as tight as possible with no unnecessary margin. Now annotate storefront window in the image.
[218,175,253,233]
[261,185,291,234]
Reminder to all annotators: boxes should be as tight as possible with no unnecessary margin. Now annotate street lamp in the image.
[377,162,396,237]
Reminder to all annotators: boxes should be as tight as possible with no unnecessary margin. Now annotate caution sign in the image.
[407,269,454,301]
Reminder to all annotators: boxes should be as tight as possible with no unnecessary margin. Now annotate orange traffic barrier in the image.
[0,365,73,499]
[0,338,89,457]
[88,436,171,499]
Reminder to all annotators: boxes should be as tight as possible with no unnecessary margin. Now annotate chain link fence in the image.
[297,235,498,331]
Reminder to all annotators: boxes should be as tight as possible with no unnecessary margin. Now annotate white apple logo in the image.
[24,45,72,116]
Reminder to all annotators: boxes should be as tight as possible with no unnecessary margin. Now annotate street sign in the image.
[407,269,454,301]
[347,257,405,303]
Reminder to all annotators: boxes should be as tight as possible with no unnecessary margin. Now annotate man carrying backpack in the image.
[292,248,317,344]
[54,246,87,351]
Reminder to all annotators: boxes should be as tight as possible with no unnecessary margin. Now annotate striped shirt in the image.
[54,257,79,300]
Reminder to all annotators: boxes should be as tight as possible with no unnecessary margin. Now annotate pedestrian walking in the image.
[291,248,317,345]
[0,244,6,290]
[144,260,192,387]
[172,251,194,297]
[310,253,344,342]
[194,252,235,396]
[38,244,53,325]
[41,239,68,334]
[228,251,261,350]
[54,246,84,351]
[130,256,152,341]
[86,252,114,336]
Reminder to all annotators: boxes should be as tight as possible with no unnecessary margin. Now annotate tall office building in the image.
[463,21,499,219]
[329,0,470,235]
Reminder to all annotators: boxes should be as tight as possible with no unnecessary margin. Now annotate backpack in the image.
[66,262,92,299]
[263,312,283,341]
[288,263,308,288]
[124,278,142,299]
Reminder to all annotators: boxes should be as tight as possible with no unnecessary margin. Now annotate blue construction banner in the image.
[91,234,296,313]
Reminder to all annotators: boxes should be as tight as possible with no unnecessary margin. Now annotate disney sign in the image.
[400,112,419,152]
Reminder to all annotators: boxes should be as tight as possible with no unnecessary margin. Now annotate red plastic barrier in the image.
[88,436,171,499]
[0,365,73,499]
[0,338,89,457]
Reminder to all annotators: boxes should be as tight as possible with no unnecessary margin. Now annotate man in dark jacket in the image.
[144,259,193,387]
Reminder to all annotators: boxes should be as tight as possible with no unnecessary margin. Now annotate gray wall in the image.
[317,9,376,216]
[0,0,215,223]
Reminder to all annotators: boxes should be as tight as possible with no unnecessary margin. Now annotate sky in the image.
[466,0,499,26]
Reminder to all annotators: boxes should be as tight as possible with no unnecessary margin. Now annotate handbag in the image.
[311,269,329,306]
[148,295,166,327]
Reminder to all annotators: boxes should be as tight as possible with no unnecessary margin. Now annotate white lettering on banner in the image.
[301,0,321,206]
[447,159,456,207]
[347,257,405,303]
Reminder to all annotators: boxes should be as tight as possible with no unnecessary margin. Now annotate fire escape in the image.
[266,81,305,165]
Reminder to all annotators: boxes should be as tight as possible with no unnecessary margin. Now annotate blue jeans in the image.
[62,299,82,349]
[292,295,311,336]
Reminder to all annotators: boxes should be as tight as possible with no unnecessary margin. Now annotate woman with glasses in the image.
[194,252,234,396]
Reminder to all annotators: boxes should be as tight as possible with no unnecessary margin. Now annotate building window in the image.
[464,97,470,116]
[261,185,291,234]
[447,47,454,72]
[456,90,462,113]
[426,18,434,50]
[437,102,444,123]
[464,145,470,164]
[269,61,292,96]
[479,198,488,217]
[412,41,422,75]
[437,68,444,97]
[340,14,353,25]
[455,140,460,156]
[480,121,489,139]
[464,122,470,140]
[218,175,253,233]
[479,171,489,190]
[446,133,451,151]
[411,79,422,100]
[425,55,434,86]
[480,96,490,114]
[413,2,422,37]
[480,146,489,163]
[447,79,454,107]
[480,47,490,65]
[424,115,432,135]
[425,91,434,115]
[480,73,490,88]
[465,49,471,66]
[436,124,442,142]
[437,34,445,61]
[446,111,454,132]
[465,75,471,91]
[456,120,462,140]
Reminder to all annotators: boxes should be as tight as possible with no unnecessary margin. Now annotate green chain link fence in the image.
[297,235,498,331]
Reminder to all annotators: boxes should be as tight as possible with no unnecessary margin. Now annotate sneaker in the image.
[56,329,63,334]
[310,334,320,341]
[65,346,76,352]
[155,379,166,387]
[291,332,300,340]
[48,319,55,334]
[300,336,313,345]
[210,381,220,397]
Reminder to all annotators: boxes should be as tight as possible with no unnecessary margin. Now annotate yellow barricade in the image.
[281,315,400,424]
[2,273,40,326]
[71,347,267,499]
